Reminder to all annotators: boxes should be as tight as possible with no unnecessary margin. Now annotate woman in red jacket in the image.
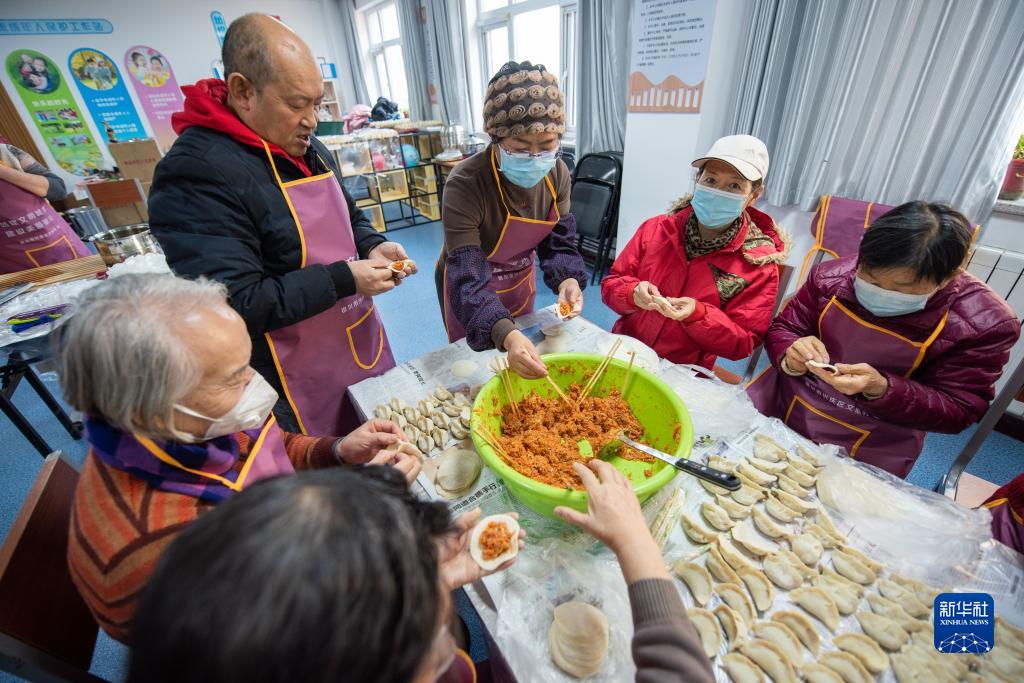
[601,135,789,368]
[748,202,1020,479]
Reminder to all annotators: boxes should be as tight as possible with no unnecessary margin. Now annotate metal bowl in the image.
[92,224,162,267]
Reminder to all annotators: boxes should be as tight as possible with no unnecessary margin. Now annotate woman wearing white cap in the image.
[601,135,790,368]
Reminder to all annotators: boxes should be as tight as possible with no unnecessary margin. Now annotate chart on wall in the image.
[4,49,105,176]
[123,46,184,153]
[68,48,146,143]
[627,0,716,113]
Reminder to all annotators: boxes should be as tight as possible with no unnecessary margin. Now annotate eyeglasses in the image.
[500,144,560,160]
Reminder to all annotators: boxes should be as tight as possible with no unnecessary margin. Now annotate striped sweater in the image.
[67,429,337,642]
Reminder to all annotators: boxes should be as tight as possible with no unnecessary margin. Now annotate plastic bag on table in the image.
[494,537,635,682]
[657,363,761,440]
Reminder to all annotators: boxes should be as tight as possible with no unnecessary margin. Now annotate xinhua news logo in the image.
[933,592,994,654]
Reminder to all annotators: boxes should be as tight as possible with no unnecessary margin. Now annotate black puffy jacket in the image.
[148,126,387,394]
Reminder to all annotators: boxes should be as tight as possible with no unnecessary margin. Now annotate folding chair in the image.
[0,452,102,682]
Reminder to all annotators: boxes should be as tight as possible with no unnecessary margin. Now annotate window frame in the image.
[357,0,405,106]
[474,0,579,138]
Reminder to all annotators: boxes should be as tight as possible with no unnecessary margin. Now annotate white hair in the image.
[57,274,231,440]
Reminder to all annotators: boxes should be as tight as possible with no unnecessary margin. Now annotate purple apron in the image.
[748,296,949,479]
[133,415,294,498]
[981,476,1024,553]
[0,176,90,274]
[435,649,477,683]
[440,147,560,342]
[260,142,395,436]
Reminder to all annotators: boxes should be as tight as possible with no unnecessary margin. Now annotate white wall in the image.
[0,0,350,187]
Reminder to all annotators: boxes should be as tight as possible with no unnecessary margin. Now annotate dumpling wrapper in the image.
[450,359,479,379]
[549,601,609,678]
[434,449,481,497]
[469,514,520,571]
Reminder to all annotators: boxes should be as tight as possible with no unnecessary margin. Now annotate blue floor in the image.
[1,218,1021,681]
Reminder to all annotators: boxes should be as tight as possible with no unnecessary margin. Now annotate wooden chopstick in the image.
[579,339,621,404]
[544,375,573,408]
[473,426,508,460]
[621,351,636,394]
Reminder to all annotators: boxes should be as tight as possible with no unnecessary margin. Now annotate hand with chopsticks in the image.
[438,508,526,588]
[502,330,548,378]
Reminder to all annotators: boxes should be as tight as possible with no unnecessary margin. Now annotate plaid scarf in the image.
[85,415,294,503]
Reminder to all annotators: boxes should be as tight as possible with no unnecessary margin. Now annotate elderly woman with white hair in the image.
[60,274,420,642]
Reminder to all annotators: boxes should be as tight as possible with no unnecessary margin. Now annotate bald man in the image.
[149,14,411,436]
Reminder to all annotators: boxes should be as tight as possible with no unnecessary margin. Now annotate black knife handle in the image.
[675,459,742,490]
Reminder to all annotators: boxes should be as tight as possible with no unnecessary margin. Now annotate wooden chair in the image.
[0,452,102,682]
[713,263,796,385]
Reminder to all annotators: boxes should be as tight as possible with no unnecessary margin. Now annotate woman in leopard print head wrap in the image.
[436,61,586,379]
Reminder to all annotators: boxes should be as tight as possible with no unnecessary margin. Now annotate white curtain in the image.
[337,0,369,105]
[396,0,431,119]
[728,0,1024,222]
[425,0,474,129]
[576,0,632,156]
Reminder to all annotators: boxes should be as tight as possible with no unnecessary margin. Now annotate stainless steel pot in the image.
[92,224,163,267]
[64,207,108,239]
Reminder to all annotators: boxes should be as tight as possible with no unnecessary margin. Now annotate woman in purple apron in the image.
[749,202,1020,479]
[435,61,587,378]
[260,141,396,436]
[0,142,90,273]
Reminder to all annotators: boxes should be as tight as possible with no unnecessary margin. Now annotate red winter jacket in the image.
[601,202,789,368]
[765,256,1020,433]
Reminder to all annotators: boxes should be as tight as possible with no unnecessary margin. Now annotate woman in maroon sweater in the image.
[749,202,1019,478]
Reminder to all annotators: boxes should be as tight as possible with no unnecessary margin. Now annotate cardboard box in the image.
[109,139,163,182]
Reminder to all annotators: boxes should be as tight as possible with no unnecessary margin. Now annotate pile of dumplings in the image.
[671,433,1024,683]
[374,386,473,457]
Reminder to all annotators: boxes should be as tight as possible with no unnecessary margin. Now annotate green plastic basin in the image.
[470,353,694,519]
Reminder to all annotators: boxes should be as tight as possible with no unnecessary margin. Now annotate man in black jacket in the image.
[149,14,414,433]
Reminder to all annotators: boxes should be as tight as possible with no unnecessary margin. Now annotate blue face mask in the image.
[853,276,934,317]
[690,185,749,229]
[498,146,557,189]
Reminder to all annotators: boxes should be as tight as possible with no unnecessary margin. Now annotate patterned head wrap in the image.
[483,61,565,140]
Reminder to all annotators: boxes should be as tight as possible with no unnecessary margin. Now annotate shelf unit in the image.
[325,128,444,233]
[318,81,343,122]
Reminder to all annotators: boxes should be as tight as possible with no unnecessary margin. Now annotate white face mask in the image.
[853,276,936,317]
[172,373,279,443]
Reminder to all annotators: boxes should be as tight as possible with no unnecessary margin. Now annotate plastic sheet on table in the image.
[494,537,635,682]
[657,363,761,441]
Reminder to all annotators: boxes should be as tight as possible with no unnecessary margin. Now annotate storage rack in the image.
[324,128,444,233]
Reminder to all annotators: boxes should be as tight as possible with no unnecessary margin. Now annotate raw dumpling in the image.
[771,610,820,657]
[820,566,865,596]
[449,359,479,378]
[748,456,788,475]
[778,547,818,579]
[715,537,759,574]
[738,638,797,683]
[785,450,819,476]
[812,572,861,615]
[672,560,713,606]
[714,603,748,648]
[866,593,925,633]
[891,573,942,607]
[469,514,519,571]
[831,548,877,585]
[722,652,765,683]
[702,500,736,531]
[774,489,816,515]
[738,460,777,487]
[707,544,742,584]
[700,477,730,496]
[752,506,791,539]
[750,620,802,668]
[833,632,888,673]
[855,610,909,651]
[801,662,844,683]
[682,513,719,545]
[784,464,816,488]
[738,567,775,611]
[839,545,884,574]
[765,493,802,523]
[717,582,756,627]
[790,586,840,631]
[753,433,788,461]
[434,449,482,497]
[804,521,844,549]
[877,578,930,618]
[762,552,804,590]
[814,508,843,539]
[397,440,424,462]
[818,651,871,683]
[686,607,722,658]
[709,454,738,472]
[736,470,770,495]
[732,483,766,506]
[548,601,609,678]
[716,493,753,520]
[795,445,821,467]
[776,472,813,498]
[731,523,778,557]
[790,533,823,566]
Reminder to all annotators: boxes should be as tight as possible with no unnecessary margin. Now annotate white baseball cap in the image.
[691,134,769,181]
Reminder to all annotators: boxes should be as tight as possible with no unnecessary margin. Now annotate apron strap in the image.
[133,416,279,490]
[488,146,560,222]
[260,139,309,268]
[906,309,950,377]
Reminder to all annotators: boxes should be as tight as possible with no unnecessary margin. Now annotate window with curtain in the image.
[472,0,579,135]
[357,0,410,110]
